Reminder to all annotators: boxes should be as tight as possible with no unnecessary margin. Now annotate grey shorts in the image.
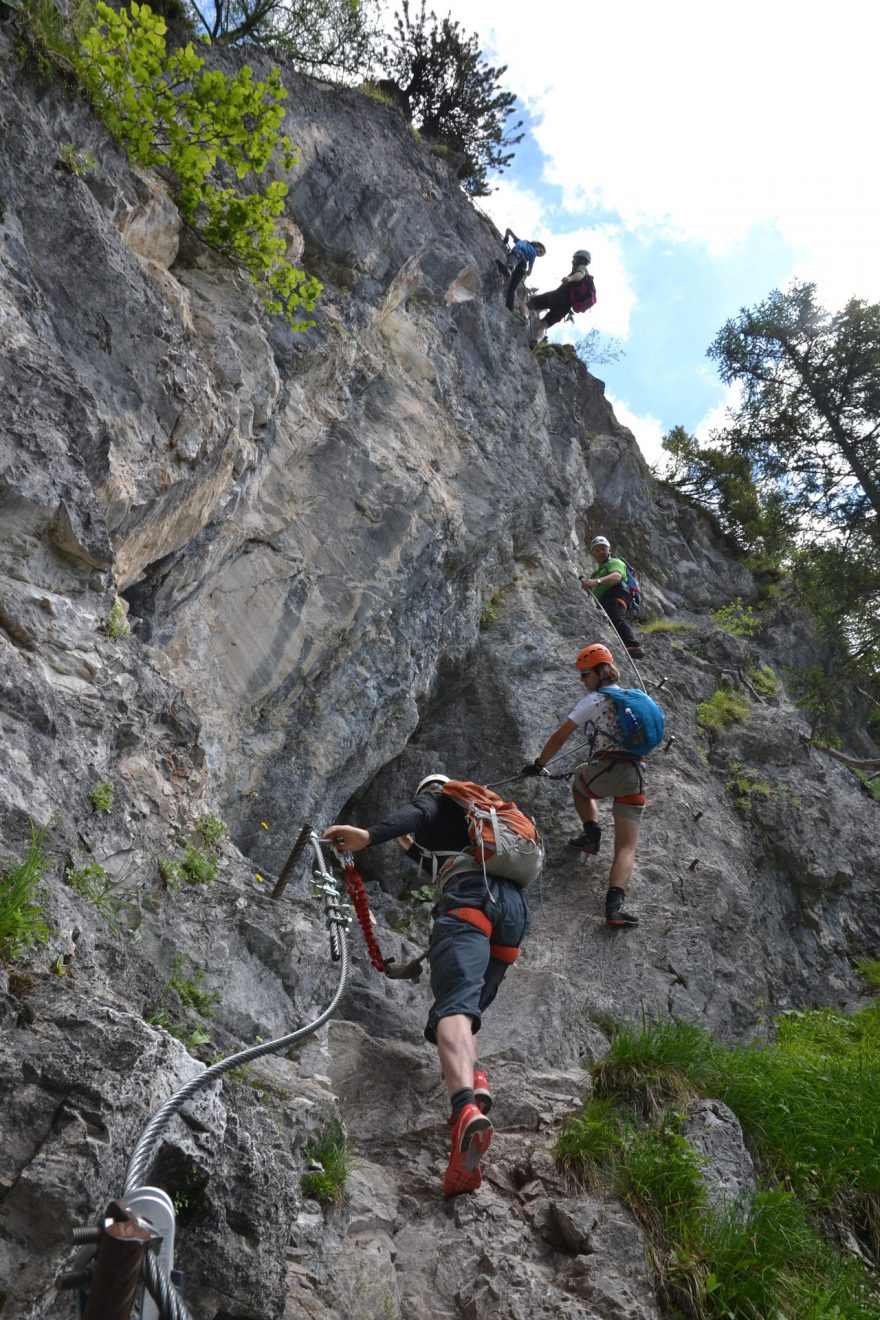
[424,873,530,1044]
[573,757,647,821]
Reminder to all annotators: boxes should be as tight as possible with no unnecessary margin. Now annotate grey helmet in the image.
[573,249,591,264]
[415,773,450,795]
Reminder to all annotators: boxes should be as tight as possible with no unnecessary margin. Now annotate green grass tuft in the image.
[301,1119,354,1207]
[696,687,749,730]
[556,1012,880,1317]
[747,664,780,698]
[640,619,695,635]
[0,826,52,961]
[855,959,880,990]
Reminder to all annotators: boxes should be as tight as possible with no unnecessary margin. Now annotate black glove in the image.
[522,760,547,777]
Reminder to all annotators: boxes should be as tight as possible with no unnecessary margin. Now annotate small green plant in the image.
[0,826,53,961]
[66,857,128,928]
[407,884,435,905]
[479,587,505,628]
[854,959,880,990]
[180,844,216,884]
[695,687,749,730]
[58,142,97,174]
[726,762,772,807]
[88,780,114,813]
[157,856,184,889]
[854,771,880,804]
[301,1119,353,1207]
[145,1009,210,1052]
[640,619,695,636]
[168,956,219,1016]
[195,813,226,848]
[104,599,130,642]
[747,664,780,698]
[711,597,761,638]
[76,2,322,328]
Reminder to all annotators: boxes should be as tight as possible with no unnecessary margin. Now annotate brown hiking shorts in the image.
[573,757,647,821]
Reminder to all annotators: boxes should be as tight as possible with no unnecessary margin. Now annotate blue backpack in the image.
[599,687,666,755]
[621,561,642,616]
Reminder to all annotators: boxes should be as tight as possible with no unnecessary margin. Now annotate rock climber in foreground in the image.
[523,644,647,927]
[322,775,542,1196]
[527,248,596,346]
[582,534,644,659]
[501,227,546,313]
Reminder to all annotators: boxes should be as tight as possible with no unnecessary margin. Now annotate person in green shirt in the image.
[580,535,644,658]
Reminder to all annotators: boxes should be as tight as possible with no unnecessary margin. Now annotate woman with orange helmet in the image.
[522,643,646,926]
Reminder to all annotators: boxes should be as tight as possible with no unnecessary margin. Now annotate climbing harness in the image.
[58,830,353,1320]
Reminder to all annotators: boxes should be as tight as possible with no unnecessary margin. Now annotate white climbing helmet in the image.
[415,773,450,795]
[590,535,611,549]
[573,249,591,264]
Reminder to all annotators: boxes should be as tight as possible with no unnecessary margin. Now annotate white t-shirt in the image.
[567,687,624,758]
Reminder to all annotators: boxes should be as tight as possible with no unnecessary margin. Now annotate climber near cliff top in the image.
[501,227,546,313]
[322,776,542,1196]
[582,534,644,659]
[527,248,596,346]
[522,644,656,927]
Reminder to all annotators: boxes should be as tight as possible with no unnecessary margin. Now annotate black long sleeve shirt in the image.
[366,791,470,855]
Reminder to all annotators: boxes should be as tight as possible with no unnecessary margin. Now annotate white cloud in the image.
[606,395,666,468]
[449,0,880,306]
[694,383,743,442]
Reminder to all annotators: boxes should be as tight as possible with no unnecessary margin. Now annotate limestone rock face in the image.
[1,29,878,1320]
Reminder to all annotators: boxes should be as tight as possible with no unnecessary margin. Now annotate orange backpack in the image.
[436,780,544,888]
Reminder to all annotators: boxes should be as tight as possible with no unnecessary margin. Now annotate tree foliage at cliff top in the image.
[77,2,321,328]
[381,0,523,196]
[662,283,880,705]
[183,0,381,81]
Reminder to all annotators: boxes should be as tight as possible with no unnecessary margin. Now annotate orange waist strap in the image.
[447,907,519,963]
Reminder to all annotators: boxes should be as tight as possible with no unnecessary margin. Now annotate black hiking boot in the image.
[605,886,638,927]
[567,821,602,854]
[626,643,645,659]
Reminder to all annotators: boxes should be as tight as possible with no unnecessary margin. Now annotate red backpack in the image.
[569,273,597,313]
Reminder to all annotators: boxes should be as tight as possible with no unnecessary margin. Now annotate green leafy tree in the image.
[77,2,321,328]
[667,283,880,731]
[185,0,381,79]
[381,0,523,196]
[660,424,796,565]
[708,282,880,548]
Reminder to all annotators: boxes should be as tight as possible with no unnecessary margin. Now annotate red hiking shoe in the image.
[442,1103,493,1196]
[473,1066,492,1115]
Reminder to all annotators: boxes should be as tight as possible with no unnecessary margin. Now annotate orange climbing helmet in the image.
[576,643,614,671]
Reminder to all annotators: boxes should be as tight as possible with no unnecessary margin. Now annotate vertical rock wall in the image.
[1,33,878,1319]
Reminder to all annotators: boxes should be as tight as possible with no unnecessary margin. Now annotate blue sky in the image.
[443,0,880,464]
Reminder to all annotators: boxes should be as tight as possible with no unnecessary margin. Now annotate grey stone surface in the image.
[681,1098,756,1211]
[0,22,878,1320]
